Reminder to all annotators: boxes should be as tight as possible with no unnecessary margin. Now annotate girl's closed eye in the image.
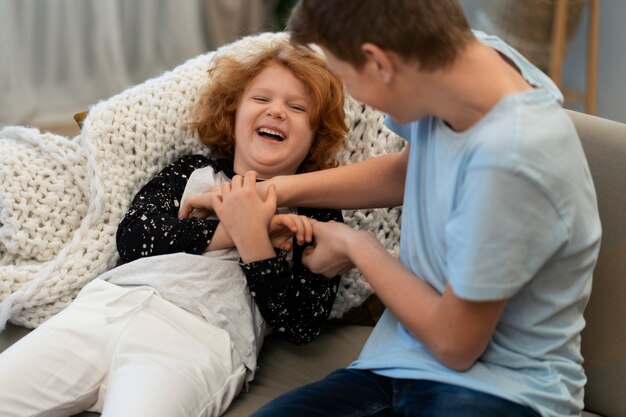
[289,104,307,112]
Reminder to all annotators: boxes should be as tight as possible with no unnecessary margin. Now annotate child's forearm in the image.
[207,222,277,260]
[231,224,275,263]
[206,223,235,251]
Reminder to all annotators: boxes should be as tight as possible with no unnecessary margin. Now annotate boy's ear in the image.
[361,42,393,83]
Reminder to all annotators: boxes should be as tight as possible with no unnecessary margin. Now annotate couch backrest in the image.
[567,110,626,417]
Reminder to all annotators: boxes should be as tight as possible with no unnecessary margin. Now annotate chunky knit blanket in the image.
[0,32,404,331]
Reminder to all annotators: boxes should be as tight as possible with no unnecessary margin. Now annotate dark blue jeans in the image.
[251,368,541,417]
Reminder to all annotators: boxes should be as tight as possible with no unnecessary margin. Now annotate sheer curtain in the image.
[0,0,209,126]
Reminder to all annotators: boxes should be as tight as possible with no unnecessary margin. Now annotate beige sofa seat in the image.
[570,111,626,417]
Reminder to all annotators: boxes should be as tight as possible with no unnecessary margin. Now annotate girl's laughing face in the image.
[233,62,315,179]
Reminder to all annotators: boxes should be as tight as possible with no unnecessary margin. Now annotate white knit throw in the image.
[0,32,404,331]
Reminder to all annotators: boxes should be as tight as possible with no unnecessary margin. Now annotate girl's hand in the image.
[269,214,314,252]
[178,185,222,219]
[188,208,212,219]
[212,171,277,262]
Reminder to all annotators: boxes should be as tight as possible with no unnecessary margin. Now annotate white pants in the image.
[0,279,247,417]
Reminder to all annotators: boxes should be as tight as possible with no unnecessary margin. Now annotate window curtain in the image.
[0,0,209,126]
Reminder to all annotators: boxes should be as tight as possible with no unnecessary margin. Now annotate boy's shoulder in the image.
[460,91,576,172]
[473,30,563,104]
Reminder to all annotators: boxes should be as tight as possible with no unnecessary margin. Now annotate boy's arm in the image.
[349,230,506,371]
[303,221,506,371]
[116,155,223,262]
[267,146,409,210]
[178,146,410,217]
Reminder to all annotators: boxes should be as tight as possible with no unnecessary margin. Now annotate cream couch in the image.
[1,32,625,416]
[1,110,625,417]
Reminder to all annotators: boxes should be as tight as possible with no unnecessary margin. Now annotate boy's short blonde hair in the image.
[192,42,347,173]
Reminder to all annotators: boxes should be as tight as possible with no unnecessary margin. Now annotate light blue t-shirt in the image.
[349,32,601,417]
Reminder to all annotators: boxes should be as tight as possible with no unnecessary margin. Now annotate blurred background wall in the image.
[460,0,626,124]
[0,0,290,128]
[1,0,623,131]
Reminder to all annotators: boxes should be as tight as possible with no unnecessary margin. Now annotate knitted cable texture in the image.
[0,32,404,331]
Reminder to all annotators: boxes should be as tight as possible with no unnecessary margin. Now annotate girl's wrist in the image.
[232,224,275,263]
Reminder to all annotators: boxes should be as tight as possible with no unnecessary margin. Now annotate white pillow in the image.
[0,32,403,329]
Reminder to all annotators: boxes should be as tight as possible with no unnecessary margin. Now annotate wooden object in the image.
[550,0,600,114]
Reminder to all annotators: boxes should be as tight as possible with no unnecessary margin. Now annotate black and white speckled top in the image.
[115,154,342,348]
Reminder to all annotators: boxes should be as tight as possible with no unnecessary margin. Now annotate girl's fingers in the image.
[282,215,297,232]
[178,197,194,218]
[269,214,317,246]
[211,192,226,217]
[293,216,307,244]
[303,216,314,243]
[178,195,207,219]
[288,215,311,245]
[280,240,293,252]
[230,175,244,189]
[243,171,258,188]
[265,183,277,205]
[189,208,209,218]
[221,182,232,195]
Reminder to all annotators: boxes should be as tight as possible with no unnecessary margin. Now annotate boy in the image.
[244,1,602,416]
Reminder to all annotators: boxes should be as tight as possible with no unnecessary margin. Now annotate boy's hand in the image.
[178,185,221,219]
[269,214,314,251]
[302,220,356,277]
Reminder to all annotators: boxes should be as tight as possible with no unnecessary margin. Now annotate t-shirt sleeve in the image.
[384,115,413,141]
[444,168,569,301]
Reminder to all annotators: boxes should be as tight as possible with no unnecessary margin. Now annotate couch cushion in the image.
[568,110,626,417]
[0,322,29,352]
[223,324,372,417]
[0,319,610,417]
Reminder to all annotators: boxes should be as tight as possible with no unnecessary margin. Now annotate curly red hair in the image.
[191,40,347,173]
